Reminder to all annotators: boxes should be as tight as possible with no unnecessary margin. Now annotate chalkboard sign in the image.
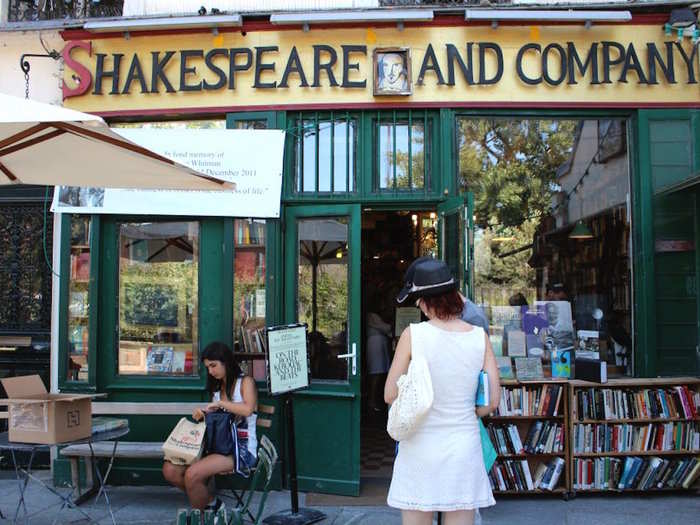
[266,324,310,395]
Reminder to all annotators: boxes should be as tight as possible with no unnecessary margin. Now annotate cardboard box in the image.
[1,375,93,444]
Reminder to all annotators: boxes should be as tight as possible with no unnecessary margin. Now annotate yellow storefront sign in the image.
[61,24,700,113]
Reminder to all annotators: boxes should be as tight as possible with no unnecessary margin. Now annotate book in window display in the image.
[146,345,174,373]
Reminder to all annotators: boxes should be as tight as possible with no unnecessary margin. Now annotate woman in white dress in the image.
[385,258,500,525]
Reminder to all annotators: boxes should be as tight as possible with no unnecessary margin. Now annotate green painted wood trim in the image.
[226,111,277,129]
[57,213,72,391]
[632,111,655,377]
[440,108,455,197]
[296,476,360,497]
[291,389,356,399]
[87,215,100,388]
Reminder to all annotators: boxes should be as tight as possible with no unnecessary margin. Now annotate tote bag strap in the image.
[409,322,427,364]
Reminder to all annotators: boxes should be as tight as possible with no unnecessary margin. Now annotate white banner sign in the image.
[51,129,285,218]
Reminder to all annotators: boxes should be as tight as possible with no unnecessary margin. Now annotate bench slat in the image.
[92,403,203,415]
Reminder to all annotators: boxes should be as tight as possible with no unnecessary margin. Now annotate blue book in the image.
[476,371,489,407]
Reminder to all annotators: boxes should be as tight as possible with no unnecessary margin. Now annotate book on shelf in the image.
[573,422,699,454]
[495,356,514,380]
[574,387,699,421]
[574,456,700,491]
[487,424,524,455]
[488,459,534,492]
[70,252,90,281]
[525,457,565,491]
[495,384,563,417]
[514,357,544,381]
[476,371,490,407]
[522,421,565,454]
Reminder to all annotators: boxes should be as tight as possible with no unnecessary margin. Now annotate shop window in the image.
[234,219,266,379]
[376,114,429,191]
[298,217,349,381]
[117,221,199,376]
[293,112,357,193]
[457,117,632,376]
[66,215,91,382]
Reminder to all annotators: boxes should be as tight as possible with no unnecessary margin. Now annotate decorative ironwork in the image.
[0,204,53,334]
[8,1,123,23]
[380,1,512,5]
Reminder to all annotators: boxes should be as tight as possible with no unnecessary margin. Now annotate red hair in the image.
[419,290,463,320]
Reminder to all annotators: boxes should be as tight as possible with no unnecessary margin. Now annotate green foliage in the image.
[298,263,348,337]
[459,119,577,297]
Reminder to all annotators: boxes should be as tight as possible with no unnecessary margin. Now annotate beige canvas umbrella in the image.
[0,93,231,190]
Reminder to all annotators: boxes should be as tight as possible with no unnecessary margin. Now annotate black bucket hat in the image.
[396,257,456,304]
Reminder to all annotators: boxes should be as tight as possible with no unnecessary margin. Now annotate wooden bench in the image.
[59,401,275,505]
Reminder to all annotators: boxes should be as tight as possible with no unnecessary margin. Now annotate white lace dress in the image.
[387,322,496,512]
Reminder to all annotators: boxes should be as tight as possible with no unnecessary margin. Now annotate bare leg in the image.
[401,510,433,525]
[443,510,475,525]
[184,454,234,510]
[162,461,187,491]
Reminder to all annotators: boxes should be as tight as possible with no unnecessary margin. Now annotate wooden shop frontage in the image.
[53,7,700,496]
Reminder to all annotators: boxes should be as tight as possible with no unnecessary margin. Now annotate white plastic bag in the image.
[386,327,433,441]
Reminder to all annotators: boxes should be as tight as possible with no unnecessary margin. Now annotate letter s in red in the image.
[62,41,93,100]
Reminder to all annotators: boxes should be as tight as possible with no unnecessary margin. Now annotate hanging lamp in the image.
[569,220,594,239]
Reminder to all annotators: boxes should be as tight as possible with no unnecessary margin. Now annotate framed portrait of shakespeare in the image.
[373,48,412,96]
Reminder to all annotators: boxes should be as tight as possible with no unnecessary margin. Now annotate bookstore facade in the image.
[54,14,700,494]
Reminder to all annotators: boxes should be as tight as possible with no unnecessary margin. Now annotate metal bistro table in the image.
[0,426,129,525]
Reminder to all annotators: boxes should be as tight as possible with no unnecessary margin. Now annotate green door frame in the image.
[283,203,362,495]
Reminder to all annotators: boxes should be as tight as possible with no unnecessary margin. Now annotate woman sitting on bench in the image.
[163,341,258,512]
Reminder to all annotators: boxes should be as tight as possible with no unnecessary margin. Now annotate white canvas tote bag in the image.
[386,325,433,441]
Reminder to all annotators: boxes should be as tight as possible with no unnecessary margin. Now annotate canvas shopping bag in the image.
[162,417,206,465]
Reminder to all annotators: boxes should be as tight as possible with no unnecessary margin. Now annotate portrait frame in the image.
[373,47,412,97]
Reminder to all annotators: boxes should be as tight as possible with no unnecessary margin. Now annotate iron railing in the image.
[8,0,123,23]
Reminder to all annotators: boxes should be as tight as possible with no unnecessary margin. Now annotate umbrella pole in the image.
[311,262,317,334]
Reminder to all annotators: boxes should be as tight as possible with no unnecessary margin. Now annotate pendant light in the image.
[569,220,593,240]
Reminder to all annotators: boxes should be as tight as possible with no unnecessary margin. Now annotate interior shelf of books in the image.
[569,378,700,494]
[486,379,570,496]
[67,216,91,382]
[233,218,268,381]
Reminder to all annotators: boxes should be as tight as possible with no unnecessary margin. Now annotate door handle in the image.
[337,343,357,376]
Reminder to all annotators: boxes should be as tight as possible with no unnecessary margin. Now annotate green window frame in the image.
[289,111,360,195]
[372,109,437,195]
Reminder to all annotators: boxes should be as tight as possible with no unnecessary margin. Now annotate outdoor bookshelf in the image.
[569,377,700,495]
[485,379,570,497]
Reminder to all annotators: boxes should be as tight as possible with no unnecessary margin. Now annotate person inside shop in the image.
[162,341,258,513]
[387,257,499,525]
[366,307,392,414]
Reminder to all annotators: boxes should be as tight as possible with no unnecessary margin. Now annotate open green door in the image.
[283,204,361,496]
[438,193,474,298]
